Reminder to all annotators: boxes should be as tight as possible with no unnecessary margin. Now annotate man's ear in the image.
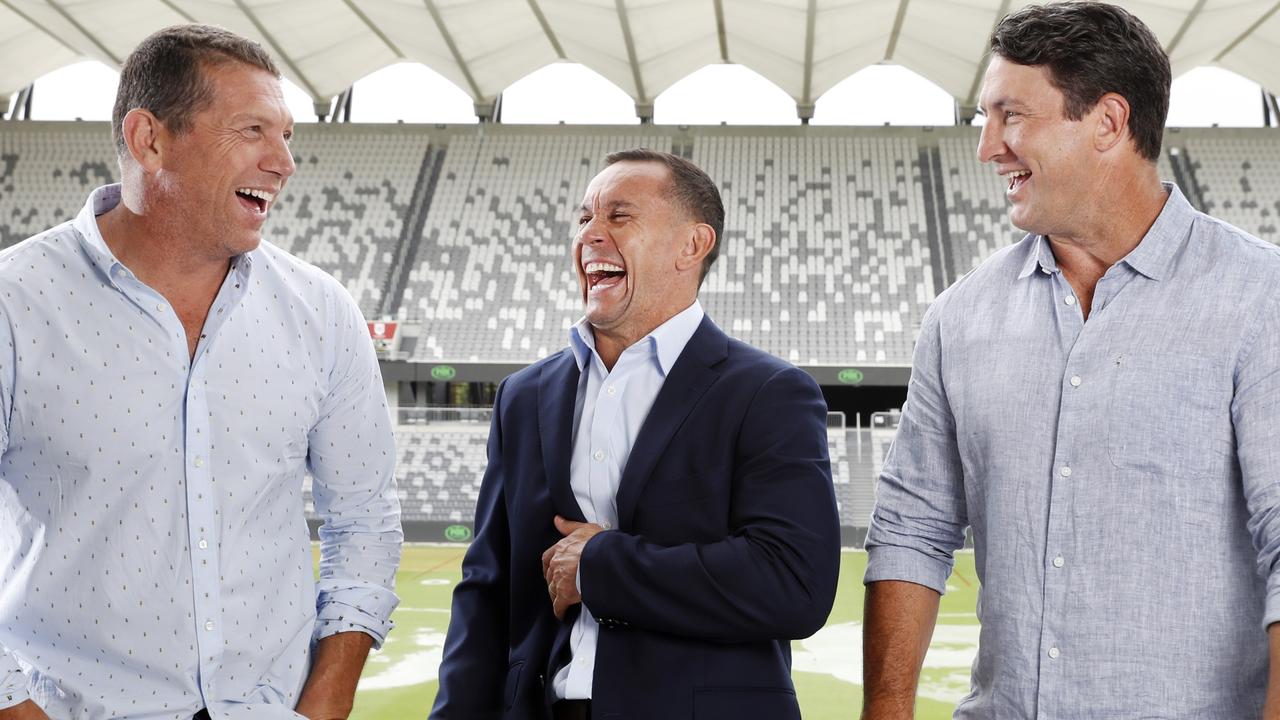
[120,108,166,173]
[676,223,716,274]
[1093,92,1130,154]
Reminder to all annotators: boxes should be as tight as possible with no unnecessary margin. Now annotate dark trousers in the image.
[552,699,591,720]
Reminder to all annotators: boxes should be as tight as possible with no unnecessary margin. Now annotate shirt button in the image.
[1060,466,1072,477]
[602,521,612,530]
[198,539,208,550]
[1064,295,1076,306]
[606,386,617,396]
[1052,555,1064,568]
[593,450,604,461]
[204,621,215,631]
[194,456,204,468]
[1048,646,1060,659]
[155,303,165,312]
[1069,375,1082,387]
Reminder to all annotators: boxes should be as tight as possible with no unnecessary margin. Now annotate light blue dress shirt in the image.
[866,184,1280,717]
[550,300,704,700]
[0,185,401,719]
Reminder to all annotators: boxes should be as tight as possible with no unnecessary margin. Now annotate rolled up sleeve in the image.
[1234,294,1280,628]
[864,301,968,595]
[308,291,402,647]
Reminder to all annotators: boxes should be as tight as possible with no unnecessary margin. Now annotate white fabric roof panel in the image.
[1,0,1276,115]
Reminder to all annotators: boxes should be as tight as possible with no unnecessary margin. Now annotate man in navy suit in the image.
[430,148,841,720]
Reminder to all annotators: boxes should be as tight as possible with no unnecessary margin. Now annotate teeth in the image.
[585,262,624,273]
[237,188,275,203]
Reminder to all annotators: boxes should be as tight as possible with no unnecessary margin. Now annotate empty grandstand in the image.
[4,121,1280,538]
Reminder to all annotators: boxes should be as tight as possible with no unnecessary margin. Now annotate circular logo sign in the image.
[444,524,472,542]
[837,368,865,385]
[431,365,457,381]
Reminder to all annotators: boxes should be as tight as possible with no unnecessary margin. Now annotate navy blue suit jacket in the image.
[430,316,840,719]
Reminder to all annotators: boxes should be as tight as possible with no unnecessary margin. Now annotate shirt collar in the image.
[569,300,705,376]
[1017,182,1191,282]
[1118,182,1191,282]
[1018,233,1060,279]
[73,184,128,280]
[73,183,256,283]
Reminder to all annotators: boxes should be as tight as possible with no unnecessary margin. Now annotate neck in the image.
[1048,166,1168,279]
[98,197,232,305]
[590,299,695,371]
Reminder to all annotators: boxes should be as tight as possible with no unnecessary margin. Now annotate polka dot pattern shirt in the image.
[0,184,402,719]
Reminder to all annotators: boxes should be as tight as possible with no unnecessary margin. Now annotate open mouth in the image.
[235,187,274,214]
[1007,170,1031,194]
[584,261,626,294]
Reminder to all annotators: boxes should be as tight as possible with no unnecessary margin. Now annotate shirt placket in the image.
[589,364,623,531]
[1038,270,1089,717]
[179,265,247,703]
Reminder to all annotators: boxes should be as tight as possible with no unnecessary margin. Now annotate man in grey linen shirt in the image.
[862,3,1280,718]
[0,25,399,720]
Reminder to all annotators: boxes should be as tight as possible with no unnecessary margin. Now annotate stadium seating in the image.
[267,126,433,319]
[1180,133,1280,243]
[0,122,118,247]
[397,131,659,361]
[695,134,935,365]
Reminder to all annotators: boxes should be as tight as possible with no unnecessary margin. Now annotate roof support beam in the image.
[41,0,121,65]
[798,0,816,122]
[962,0,1012,108]
[232,0,324,100]
[884,0,910,60]
[156,0,197,23]
[616,0,648,117]
[0,0,80,58]
[341,0,406,59]
[713,0,729,61]
[527,0,566,59]
[1214,0,1280,63]
[422,0,486,111]
[1165,0,1207,56]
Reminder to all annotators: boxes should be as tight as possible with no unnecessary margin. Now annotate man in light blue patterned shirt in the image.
[0,26,400,720]
[864,3,1280,718]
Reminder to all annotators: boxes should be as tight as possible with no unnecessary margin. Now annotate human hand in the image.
[0,701,50,720]
[541,515,606,619]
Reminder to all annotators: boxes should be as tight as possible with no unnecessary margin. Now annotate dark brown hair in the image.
[112,24,279,156]
[990,1,1170,161]
[604,148,726,283]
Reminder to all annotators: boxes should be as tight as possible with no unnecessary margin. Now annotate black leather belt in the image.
[193,710,212,720]
[552,699,591,720]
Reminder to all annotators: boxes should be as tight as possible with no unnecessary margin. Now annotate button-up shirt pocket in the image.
[1106,352,1231,478]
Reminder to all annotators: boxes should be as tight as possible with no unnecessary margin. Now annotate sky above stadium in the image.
[7,59,1270,128]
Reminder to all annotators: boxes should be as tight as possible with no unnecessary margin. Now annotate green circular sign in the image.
[431,365,457,381]
[444,524,472,542]
[838,368,865,385]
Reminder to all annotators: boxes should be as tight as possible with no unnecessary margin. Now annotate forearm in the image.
[861,580,941,720]
[295,631,374,720]
[0,702,48,720]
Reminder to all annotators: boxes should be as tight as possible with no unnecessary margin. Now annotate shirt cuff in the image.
[0,653,30,711]
[314,590,399,649]
[863,544,953,596]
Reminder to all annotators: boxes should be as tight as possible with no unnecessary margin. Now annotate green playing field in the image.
[334,545,979,719]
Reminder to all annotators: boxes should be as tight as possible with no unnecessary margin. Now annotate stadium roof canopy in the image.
[2,0,1277,121]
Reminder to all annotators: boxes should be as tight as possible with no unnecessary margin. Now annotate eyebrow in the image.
[577,200,638,214]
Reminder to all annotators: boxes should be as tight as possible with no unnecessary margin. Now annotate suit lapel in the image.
[537,350,587,523]
[615,317,728,529]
